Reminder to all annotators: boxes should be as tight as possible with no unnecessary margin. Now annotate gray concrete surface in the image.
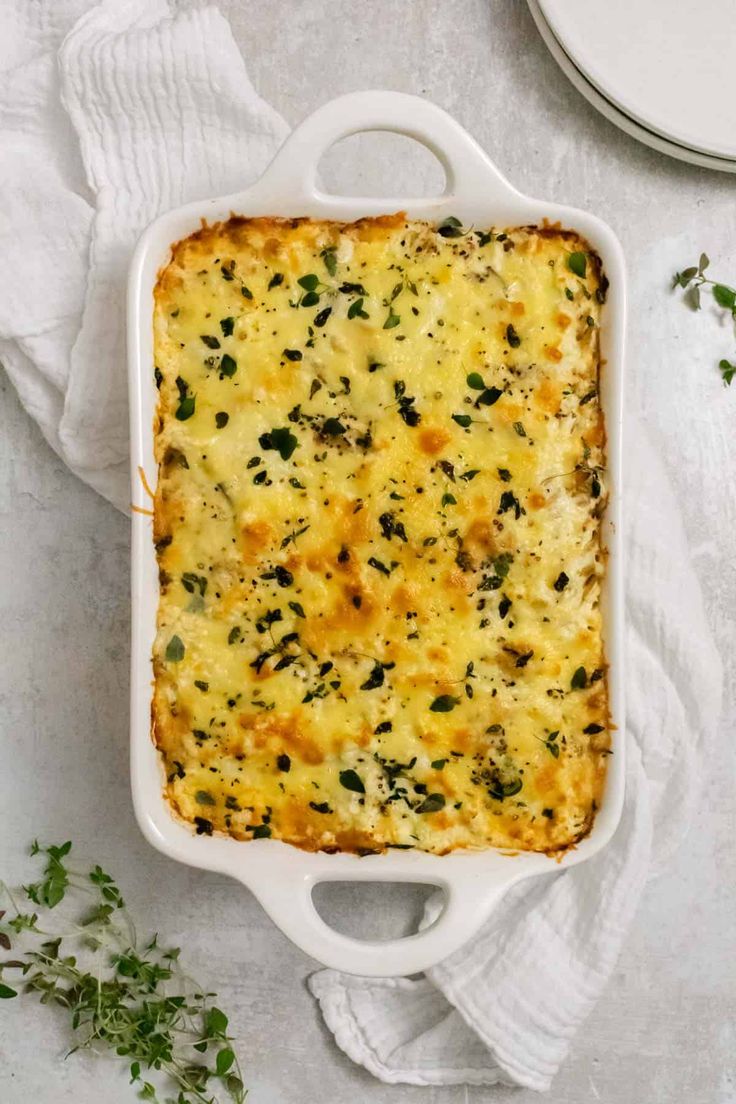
[1,2,734,1102]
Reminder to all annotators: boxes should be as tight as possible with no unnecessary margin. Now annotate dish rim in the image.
[128,89,626,977]
[527,0,736,175]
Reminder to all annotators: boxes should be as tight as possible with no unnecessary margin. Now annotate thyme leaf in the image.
[673,254,736,385]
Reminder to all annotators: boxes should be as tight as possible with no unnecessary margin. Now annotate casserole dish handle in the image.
[244,88,519,206]
[247,862,520,977]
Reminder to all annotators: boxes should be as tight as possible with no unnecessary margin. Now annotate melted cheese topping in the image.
[152,214,610,854]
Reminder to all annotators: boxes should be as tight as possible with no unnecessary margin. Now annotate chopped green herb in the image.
[165,635,185,662]
[314,306,332,327]
[260,564,293,588]
[553,571,569,592]
[430,694,460,713]
[215,411,229,429]
[283,348,302,361]
[466,372,485,390]
[175,395,195,421]
[268,272,284,290]
[416,793,446,812]
[506,323,521,348]
[542,731,560,758]
[478,387,503,406]
[452,413,472,427]
[568,251,587,278]
[201,334,220,349]
[347,297,369,319]
[367,557,391,576]
[175,377,195,421]
[431,759,447,770]
[360,661,387,691]
[498,490,525,519]
[298,274,319,291]
[288,601,306,619]
[220,353,237,378]
[571,666,588,690]
[437,216,464,238]
[497,467,512,482]
[512,421,527,437]
[219,317,235,337]
[383,307,400,330]
[378,511,407,542]
[493,552,513,578]
[441,492,456,507]
[321,247,337,277]
[339,769,365,794]
[280,525,309,549]
[181,573,207,597]
[489,777,523,800]
[323,417,346,436]
[393,381,420,425]
[259,426,299,461]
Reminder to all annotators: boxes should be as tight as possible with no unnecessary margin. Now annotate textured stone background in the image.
[1,3,734,1102]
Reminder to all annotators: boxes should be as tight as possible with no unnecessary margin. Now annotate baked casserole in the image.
[151,214,610,854]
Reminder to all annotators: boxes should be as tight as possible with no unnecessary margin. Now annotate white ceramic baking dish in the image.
[128,90,626,978]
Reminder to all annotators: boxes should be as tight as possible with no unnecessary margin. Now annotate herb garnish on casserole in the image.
[151,214,610,854]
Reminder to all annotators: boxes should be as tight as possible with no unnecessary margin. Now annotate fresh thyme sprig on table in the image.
[0,841,246,1104]
[673,253,736,384]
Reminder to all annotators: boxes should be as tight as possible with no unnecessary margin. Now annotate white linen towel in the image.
[0,0,723,1091]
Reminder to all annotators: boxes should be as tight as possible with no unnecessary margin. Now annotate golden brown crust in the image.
[152,214,610,853]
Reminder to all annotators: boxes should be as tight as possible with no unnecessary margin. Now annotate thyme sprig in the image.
[0,842,246,1104]
[673,253,736,385]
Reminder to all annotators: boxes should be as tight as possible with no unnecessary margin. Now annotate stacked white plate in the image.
[528,0,736,173]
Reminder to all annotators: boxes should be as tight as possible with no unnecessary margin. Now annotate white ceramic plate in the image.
[538,0,736,161]
[529,0,736,174]
[128,90,626,978]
